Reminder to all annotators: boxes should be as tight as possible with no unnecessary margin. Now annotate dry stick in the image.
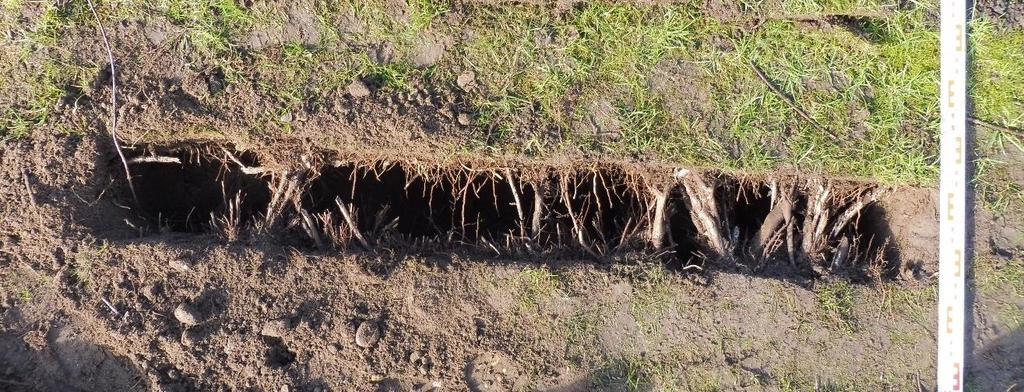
[969,116,1024,136]
[786,221,797,266]
[21,167,37,210]
[751,190,793,258]
[831,236,852,270]
[298,207,325,249]
[221,148,268,175]
[803,181,829,248]
[489,174,499,211]
[458,178,473,240]
[801,180,832,268]
[750,61,838,141]
[264,174,297,229]
[87,0,136,204]
[335,197,371,250]
[101,297,120,316]
[127,155,181,164]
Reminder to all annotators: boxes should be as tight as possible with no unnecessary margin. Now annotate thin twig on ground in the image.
[87,0,136,204]
[750,61,838,141]
[970,116,1024,136]
[0,378,32,386]
[101,297,120,316]
[127,156,181,164]
[21,167,37,210]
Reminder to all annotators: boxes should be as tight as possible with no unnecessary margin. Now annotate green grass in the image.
[977,256,1024,297]
[816,280,857,331]
[977,255,1024,330]
[70,242,107,289]
[2,0,1023,191]
[591,353,685,392]
[17,288,32,302]
[969,20,1024,212]
[161,0,257,55]
[513,266,561,312]
[560,310,602,364]
[622,260,677,338]
[446,2,950,183]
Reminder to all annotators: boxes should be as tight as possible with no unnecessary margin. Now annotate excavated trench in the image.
[113,145,915,280]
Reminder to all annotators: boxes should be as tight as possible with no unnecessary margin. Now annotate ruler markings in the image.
[937,0,967,390]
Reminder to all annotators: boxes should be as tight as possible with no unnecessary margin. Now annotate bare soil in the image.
[977,0,1024,29]
[1,106,1022,392]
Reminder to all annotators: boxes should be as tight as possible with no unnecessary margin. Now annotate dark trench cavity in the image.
[123,147,271,232]
[304,163,531,242]
[667,188,702,268]
[729,182,775,242]
[543,170,646,250]
[850,203,900,276]
[111,148,910,279]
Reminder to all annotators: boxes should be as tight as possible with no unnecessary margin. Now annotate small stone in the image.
[260,319,288,338]
[168,259,191,272]
[456,71,475,90]
[278,111,294,123]
[347,80,371,98]
[173,303,200,326]
[279,385,289,392]
[457,113,472,126]
[355,320,381,348]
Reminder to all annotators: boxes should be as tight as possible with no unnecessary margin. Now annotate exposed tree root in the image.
[750,181,794,260]
[679,170,728,261]
[647,184,670,250]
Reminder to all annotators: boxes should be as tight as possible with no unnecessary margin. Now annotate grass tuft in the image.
[513,266,560,312]
[816,279,857,331]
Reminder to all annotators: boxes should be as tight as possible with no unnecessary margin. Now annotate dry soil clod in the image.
[355,320,381,348]
[347,80,371,97]
[173,303,200,326]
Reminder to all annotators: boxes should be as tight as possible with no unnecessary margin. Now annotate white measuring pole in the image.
[937,0,967,389]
